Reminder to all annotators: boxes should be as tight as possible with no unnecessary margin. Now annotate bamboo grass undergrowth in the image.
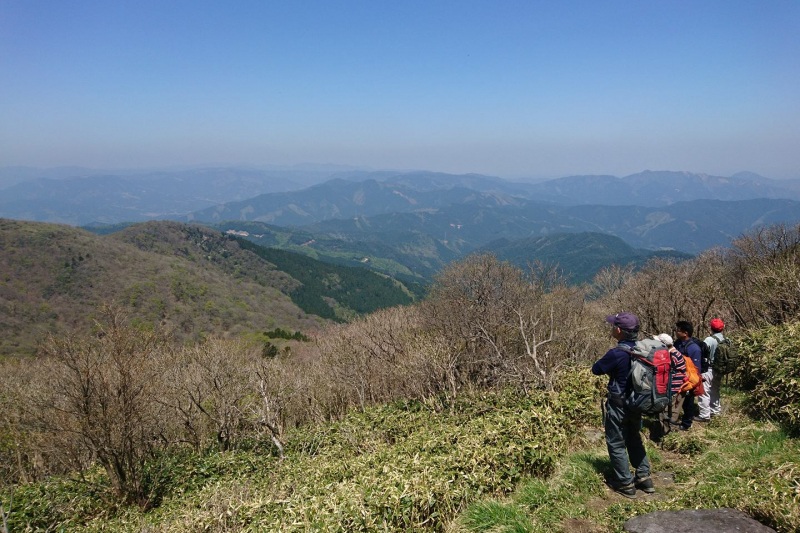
[3,387,798,532]
[456,389,800,533]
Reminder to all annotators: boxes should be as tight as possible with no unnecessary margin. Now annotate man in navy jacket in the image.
[592,312,654,498]
[673,320,703,430]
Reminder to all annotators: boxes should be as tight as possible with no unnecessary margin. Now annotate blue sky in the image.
[1,0,798,179]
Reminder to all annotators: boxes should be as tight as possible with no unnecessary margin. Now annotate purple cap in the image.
[605,312,640,331]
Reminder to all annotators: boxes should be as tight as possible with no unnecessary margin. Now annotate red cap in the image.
[709,318,725,332]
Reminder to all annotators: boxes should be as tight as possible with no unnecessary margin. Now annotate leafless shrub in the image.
[588,263,635,303]
[313,306,416,411]
[720,223,800,327]
[162,338,260,452]
[250,354,299,458]
[0,357,53,486]
[494,263,594,391]
[400,327,464,401]
[420,254,529,388]
[300,303,478,419]
[593,256,719,337]
[35,305,171,506]
[593,224,800,336]
[418,254,597,392]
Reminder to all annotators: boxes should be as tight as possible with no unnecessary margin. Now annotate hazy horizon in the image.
[0,163,793,184]
[2,1,798,180]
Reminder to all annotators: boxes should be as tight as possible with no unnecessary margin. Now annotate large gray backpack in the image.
[618,338,674,415]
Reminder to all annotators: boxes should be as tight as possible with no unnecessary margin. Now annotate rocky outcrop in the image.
[624,508,775,532]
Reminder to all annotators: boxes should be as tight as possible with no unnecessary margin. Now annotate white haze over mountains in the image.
[1,166,800,229]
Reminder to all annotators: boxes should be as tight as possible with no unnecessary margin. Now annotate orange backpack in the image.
[680,355,705,396]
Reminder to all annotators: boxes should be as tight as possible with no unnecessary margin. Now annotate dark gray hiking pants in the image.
[604,396,651,486]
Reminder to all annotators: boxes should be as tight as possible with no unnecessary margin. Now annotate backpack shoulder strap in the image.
[617,342,650,363]
[616,342,633,355]
[613,342,638,396]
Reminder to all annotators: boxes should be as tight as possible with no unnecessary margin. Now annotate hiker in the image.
[698,318,725,420]
[673,320,703,430]
[591,312,654,498]
[655,333,687,428]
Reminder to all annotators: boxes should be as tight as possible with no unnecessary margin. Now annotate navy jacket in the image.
[675,337,702,371]
[592,340,635,396]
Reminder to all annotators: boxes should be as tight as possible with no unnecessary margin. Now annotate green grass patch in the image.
[454,389,800,533]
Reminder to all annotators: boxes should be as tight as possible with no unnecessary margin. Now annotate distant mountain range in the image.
[4,166,800,286]
[3,167,800,227]
[185,177,527,226]
[181,170,800,228]
[0,167,342,224]
[519,170,800,206]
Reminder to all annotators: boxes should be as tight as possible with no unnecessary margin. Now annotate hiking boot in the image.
[613,483,637,499]
[693,416,710,423]
[634,476,655,494]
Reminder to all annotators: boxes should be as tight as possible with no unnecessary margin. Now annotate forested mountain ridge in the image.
[184,178,526,226]
[300,198,800,254]
[478,232,692,284]
[213,221,690,286]
[213,220,459,281]
[0,219,414,356]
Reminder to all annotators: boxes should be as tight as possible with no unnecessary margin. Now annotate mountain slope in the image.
[0,219,415,357]
[113,222,417,318]
[478,233,692,284]
[235,241,415,320]
[0,219,325,356]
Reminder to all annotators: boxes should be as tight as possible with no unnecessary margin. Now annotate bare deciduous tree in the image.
[251,355,299,458]
[36,305,170,506]
[164,337,258,452]
[421,254,528,388]
[721,223,800,327]
[420,255,596,392]
[589,264,635,302]
[595,256,718,337]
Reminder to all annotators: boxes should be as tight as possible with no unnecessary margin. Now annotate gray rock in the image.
[624,508,775,532]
